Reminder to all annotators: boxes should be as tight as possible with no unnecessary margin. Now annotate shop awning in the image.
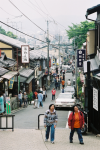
[14,76,27,82]
[2,71,18,80]
[0,78,3,82]
[83,58,98,74]
[26,75,34,84]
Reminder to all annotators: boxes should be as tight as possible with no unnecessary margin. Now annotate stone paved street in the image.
[0,128,100,150]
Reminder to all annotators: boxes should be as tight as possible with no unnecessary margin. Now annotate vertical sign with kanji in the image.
[6,97,11,114]
[21,45,29,63]
[77,49,86,68]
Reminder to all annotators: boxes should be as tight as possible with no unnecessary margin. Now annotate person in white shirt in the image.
[67,79,71,86]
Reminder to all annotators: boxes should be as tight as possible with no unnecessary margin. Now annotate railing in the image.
[0,114,15,131]
[38,114,44,130]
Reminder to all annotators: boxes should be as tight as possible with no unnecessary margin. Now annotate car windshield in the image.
[65,88,74,92]
[58,94,72,99]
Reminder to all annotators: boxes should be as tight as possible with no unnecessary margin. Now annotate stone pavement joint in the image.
[0,128,100,150]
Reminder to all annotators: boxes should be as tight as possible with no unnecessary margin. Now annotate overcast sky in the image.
[0,0,100,36]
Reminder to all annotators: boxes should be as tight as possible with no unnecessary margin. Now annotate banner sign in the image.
[49,59,51,67]
[93,88,98,111]
[9,77,15,89]
[77,49,86,68]
[53,59,55,65]
[21,45,29,63]
[6,97,11,114]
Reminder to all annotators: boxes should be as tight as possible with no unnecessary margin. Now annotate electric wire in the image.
[0,6,16,17]
[40,0,67,29]
[22,0,46,20]
[27,0,58,41]
[0,20,46,43]
[9,0,58,42]
[9,0,46,33]
[0,20,63,50]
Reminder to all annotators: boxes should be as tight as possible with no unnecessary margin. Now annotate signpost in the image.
[93,88,98,111]
[6,97,11,114]
[77,49,86,68]
[21,45,29,63]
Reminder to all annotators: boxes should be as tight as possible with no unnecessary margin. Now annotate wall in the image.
[87,30,95,55]
[0,42,12,58]
[28,81,32,93]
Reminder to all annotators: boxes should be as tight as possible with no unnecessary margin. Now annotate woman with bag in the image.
[68,105,84,144]
[44,104,58,144]
[0,91,4,115]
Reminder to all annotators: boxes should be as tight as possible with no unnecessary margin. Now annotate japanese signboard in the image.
[77,49,86,68]
[49,59,51,67]
[93,88,98,111]
[6,97,11,114]
[21,45,29,63]
[9,77,15,89]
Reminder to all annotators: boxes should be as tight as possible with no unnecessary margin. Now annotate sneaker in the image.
[51,141,54,144]
[80,141,84,145]
[70,140,73,143]
[45,139,48,142]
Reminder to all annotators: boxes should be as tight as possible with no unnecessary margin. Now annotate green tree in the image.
[66,21,95,48]
[0,26,6,35]
[7,31,17,39]
[0,26,17,39]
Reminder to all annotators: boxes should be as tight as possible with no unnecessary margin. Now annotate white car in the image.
[64,86,75,94]
[55,93,75,109]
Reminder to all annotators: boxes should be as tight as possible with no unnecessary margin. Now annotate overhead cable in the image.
[0,20,46,43]
[9,0,46,33]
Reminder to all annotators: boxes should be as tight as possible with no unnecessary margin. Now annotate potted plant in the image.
[28,92,33,105]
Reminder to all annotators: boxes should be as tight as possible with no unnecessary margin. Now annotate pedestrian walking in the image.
[43,88,46,101]
[54,77,57,89]
[44,104,58,144]
[37,91,43,108]
[51,88,56,100]
[0,91,4,115]
[61,79,65,88]
[34,90,38,109]
[68,105,84,144]
[61,87,64,93]
[23,92,28,107]
[58,80,60,90]
[18,90,22,107]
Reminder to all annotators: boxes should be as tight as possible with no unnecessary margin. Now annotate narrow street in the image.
[14,72,74,129]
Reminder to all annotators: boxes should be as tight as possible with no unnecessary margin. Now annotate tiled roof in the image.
[19,68,34,78]
[30,50,53,60]
[0,52,16,67]
[0,67,9,76]
[0,34,33,49]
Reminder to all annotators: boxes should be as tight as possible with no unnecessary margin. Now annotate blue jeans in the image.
[19,99,22,107]
[70,128,83,142]
[52,95,55,100]
[46,124,55,142]
[38,101,43,108]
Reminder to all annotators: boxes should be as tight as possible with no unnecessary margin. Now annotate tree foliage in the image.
[0,26,17,39]
[66,21,95,48]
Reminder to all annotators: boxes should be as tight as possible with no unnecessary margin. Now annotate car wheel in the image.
[81,124,87,134]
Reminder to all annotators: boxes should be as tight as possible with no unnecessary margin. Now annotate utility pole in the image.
[46,20,50,89]
[59,35,60,75]
[74,37,77,97]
